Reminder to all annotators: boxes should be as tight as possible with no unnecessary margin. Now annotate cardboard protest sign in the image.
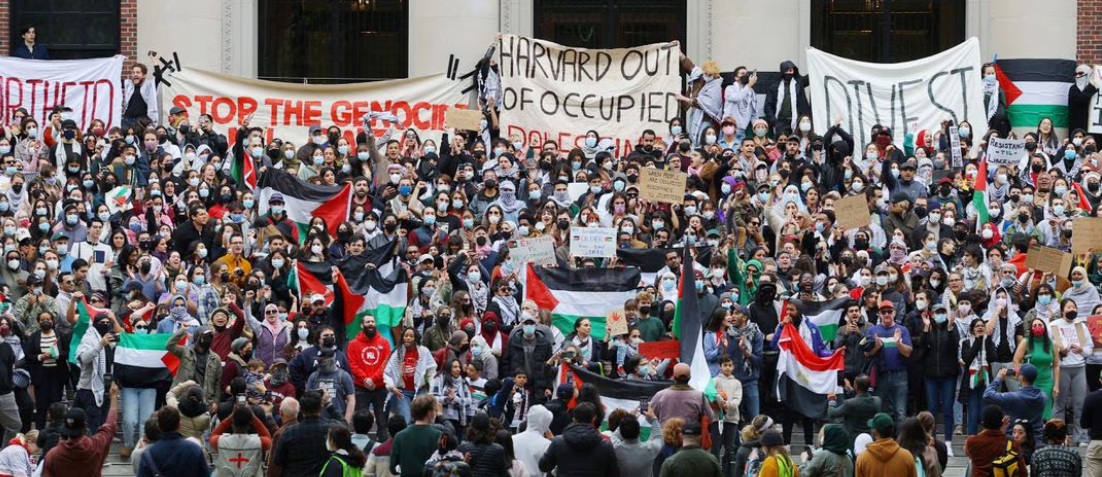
[1024,244,1072,277]
[0,55,125,130]
[639,168,688,204]
[834,194,871,231]
[509,236,556,267]
[162,68,468,146]
[445,107,482,131]
[1072,217,1102,254]
[986,137,1026,165]
[806,38,986,150]
[605,308,629,337]
[949,126,963,168]
[570,227,616,258]
[497,34,680,157]
[639,340,681,359]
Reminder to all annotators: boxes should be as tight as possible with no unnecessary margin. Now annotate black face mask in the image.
[484,180,497,190]
[679,143,691,153]
[1090,183,1100,193]
[1065,311,1078,320]
[40,321,53,331]
[1010,194,1020,202]
[197,333,213,349]
[221,194,233,203]
[93,322,112,337]
[914,206,928,218]
[627,174,638,183]
[157,134,168,143]
[954,229,967,240]
[639,305,650,316]
[384,222,398,233]
[1031,163,1043,173]
[484,322,496,333]
[437,315,451,327]
[854,239,869,250]
[322,336,336,348]
[540,161,552,171]
[221,272,230,283]
[1025,142,1038,152]
[458,343,471,353]
[557,219,570,230]
[1019,213,1031,223]
[475,236,487,246]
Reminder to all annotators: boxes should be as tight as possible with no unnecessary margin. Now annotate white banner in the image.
[986,136,1027,165]
[807,38,986,149]
[0,55,125,131]
[1086,66,1102,134]
[162,68,469,145]
[497,34,681,157]
[509,236,556,267]
[570,227,617,258]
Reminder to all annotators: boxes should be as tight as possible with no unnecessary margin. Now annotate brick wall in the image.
[1080,0,1102,64]
[0,1,137,64]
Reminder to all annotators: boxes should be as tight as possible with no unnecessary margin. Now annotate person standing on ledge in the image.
[11,26,49,60]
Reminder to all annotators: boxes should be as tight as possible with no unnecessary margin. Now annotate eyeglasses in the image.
[135,325,147,330]
[879,309,895,315]
[265,310,278,315]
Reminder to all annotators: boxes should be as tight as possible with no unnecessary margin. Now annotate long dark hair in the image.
[898,417,931,470]
[327,423,366,468]
[1027,317,1051,353]
[575,383,605,425]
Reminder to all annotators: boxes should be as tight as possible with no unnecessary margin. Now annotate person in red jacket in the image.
[347,315,392,439]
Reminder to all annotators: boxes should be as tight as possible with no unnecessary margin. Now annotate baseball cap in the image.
[61,119,78,129]
[61,408,87,437]
[418,254,434,264]
[270,192,285,203]
[556,383,575,400]
[310,293,326,304]
[878,300,895,310]
[270,358,288,368]
[520,314,538,324]
[1018,363,1038,383]
[900,159,917,170]
[168,106,187,116]
[682,421,703,436]
[867,412,894,436]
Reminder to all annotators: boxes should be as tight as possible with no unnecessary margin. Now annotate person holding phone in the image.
[74,312,121,433]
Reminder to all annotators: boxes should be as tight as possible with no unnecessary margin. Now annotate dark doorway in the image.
[11,0,121,60]
[258,0,408,84]
[811,0,966,63]
[535,0,686,50]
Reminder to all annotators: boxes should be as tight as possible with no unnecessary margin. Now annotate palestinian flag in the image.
[616,246,713,287]
[969,365,991,388]
[231,151,257,190]
[113,332,185,387]
[1071,182,1093,213]
[672,243,716,398]
[775,323,844,419]
[972,158,990,231]
[290,260,336,306]
[995,59,1076,136]
[68,298,109,366]
[256,168,352,241]
[556,362,666,439]
[105,186,132,215]
[788,297,849,342]
[337,267,409,345]
[523,265,640,341]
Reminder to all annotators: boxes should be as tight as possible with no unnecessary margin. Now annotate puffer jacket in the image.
[456,441,509,477]
[539,423,620,477]
[914,322,960,379]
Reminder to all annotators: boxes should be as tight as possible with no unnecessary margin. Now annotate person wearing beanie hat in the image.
[754,429,794,477]
[983,363,1046,447]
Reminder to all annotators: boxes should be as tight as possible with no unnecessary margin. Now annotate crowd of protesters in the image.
[0,30,1099,477]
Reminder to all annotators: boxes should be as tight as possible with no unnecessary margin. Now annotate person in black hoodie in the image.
[748,281,779,415]
[539,402,620,477]
[913,302,961,445]
[544,383,574,436]
[457,412,509,477]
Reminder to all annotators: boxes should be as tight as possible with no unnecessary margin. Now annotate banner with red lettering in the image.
[0,55,125,131]
[497,34,681,157]
[161,68,469,145]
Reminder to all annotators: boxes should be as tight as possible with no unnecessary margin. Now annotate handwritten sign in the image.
[1072,217,1102,255]
[1024,245,1073,277]
[639,340,681,359]
[986,137,1026,165]
[639,168,688,205]
[606,308,629,337]
[509,236,556,267]
[570,226,616,258]
[445,107,483,131]
[949,125,963,168]
[1088,315,1102,349]
[834,194,871,232]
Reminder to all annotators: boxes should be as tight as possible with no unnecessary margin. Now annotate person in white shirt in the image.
[69,219,114,293]
[1051,298,1094,446]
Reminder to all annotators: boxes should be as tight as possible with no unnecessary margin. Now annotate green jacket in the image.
[15,293,58,334]
[167,327,223,404]
[827,393,882,447]
[659,445,722,477]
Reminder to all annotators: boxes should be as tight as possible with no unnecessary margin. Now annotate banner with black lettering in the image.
[162,68,468,145]
[497,34,680,157]
[807,37,986,149]
[0,55,125,130]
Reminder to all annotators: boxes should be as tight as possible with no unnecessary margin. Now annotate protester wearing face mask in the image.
[1011,317,1058,421]
[166,325,222,406]
[13,274,56,335]
[24,311,68,431]
[73,312,120,432]
[503,314,555,400]
[981,287,1025,391]
[1050,297,1093,445]
[914,301,960,445]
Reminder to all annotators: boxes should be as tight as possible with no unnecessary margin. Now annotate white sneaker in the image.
[946,447,955,457]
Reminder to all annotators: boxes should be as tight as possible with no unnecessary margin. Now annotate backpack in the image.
[990,440,1021,477]
[430,457,471,477]
[319,455,361,477]
[744,448,766,477]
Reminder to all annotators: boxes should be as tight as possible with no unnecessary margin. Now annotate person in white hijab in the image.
[1068,64,1099,134]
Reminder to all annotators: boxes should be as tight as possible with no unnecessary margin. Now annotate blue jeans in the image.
[876,370,908,425]
[386,389,416,424]
[966,385,985,435]
[739,381,760,424]
[924,376,956,442]
[121,387,157,449]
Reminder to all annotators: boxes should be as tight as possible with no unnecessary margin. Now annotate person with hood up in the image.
[1068,64,1098,134]
[166,326,222,404]
[154,294,199,336]
[611,409,663,477]
[854,413,917,477]
[798,424,854,477]
[764,61,810,136]
[539,402,620,477]
[512,405,552,477]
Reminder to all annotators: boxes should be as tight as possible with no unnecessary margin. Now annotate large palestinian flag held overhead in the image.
[523,265,640,341]
[336,266,410,345]
[775,323,845,420]
[787,297,849,342]
[556,362,666,438]
[256,168,352,241]
[995,59,1076,137]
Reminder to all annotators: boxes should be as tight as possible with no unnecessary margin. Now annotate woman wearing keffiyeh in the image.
[678,61,724,148]
[959,317,996,435]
